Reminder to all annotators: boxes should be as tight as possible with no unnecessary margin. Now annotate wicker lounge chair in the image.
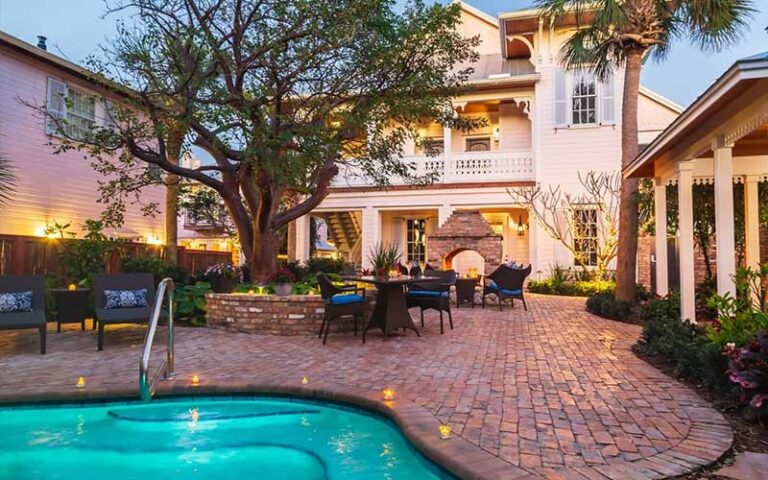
[317,272,366,344]
[482,265,532,311]
[0,275,47,354]
[406,269,456,334]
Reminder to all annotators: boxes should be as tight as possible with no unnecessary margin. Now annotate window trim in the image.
[46,77,113,140]
[406,218,427,264]
[554,69,616,129]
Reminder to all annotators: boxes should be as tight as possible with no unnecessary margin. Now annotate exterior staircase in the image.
[318,211,361,265]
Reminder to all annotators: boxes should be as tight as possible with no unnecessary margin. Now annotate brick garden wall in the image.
[206,292,375,336]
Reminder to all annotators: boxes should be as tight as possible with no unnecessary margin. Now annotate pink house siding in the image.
[0,43,165,241]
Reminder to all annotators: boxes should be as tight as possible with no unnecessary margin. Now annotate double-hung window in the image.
[46,78,112,140]
[573,208,598,267]
[406,218,427,263]
[554,69,615,128]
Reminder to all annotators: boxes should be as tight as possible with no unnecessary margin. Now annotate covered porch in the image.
[625,52,768,322]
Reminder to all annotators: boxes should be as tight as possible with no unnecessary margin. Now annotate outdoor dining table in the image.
[344,275,438,342]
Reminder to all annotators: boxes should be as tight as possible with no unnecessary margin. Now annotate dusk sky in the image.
[1,0,766,107]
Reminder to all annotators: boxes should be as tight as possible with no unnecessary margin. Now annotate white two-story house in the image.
[287,2,681,276]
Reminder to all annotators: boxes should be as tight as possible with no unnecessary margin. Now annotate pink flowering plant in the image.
[269,268,296,284]
[724,330,768,415]
[203,263,239,279]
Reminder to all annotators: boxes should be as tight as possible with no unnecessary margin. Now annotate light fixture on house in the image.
[382,388,396,401]
[146,234,163,245]
[493,127,500,142]
[75,376,86,389]
[517,215,526,236]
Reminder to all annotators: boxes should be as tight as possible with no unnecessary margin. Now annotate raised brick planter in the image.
[206,292,375,336]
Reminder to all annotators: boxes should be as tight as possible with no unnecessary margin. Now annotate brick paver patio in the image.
[0,295,731,479]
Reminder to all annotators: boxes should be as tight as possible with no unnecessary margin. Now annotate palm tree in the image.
[0,155,16,208]
[535,0,754,301]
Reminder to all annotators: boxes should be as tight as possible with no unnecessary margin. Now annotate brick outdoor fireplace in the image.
[427,210,503,275]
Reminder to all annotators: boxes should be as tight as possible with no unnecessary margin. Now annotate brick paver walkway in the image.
[0,295,731,479]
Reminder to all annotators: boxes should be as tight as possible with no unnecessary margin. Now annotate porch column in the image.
[653,177,669,296]
[294,215,311,263]
[677,160,696,322]
[443,126,453,182]
[361,207,380,270]
[438,204,452,227]
[713,137,736,297]
[745,175,762,271]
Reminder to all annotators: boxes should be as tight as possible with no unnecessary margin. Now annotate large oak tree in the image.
[44,0,480,280]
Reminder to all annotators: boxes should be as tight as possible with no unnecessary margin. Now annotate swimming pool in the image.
[0,396,454,479]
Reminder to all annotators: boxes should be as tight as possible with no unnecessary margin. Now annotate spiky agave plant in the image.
[367,242,402,275]
[0,155,16,208]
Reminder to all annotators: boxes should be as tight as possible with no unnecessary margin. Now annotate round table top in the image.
[343,275,440,285]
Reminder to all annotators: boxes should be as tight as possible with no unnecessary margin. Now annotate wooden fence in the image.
[0,234,232,277]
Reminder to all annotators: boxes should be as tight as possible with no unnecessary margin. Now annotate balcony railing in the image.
[332,151,534,188]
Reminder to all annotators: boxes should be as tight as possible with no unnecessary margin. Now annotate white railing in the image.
[332,151,534,188]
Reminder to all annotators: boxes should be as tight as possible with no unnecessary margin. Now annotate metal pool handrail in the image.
[139,278,176,401]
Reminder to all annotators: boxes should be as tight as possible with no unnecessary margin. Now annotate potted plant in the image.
[270,268,296,296]
[204,263,240,293]
[367,242,401,280]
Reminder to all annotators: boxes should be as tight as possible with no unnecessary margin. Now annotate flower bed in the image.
[206,292,375,336]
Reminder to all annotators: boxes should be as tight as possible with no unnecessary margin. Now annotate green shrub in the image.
[586,293,632,320]
[528,279,615,297]
[174,282,211,326]
[121,255,189,285]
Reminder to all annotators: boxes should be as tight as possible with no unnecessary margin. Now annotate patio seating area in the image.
[0,294,732,479]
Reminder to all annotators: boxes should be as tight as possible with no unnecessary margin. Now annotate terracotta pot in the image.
[210,276,238,294]
[274,283,292,296]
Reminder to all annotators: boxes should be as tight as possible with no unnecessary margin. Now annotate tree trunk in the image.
[249,228,281,282]
[615,49,643,302]
[164,127,184,264]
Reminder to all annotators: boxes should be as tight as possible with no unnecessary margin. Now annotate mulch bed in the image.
[634,348,768,479]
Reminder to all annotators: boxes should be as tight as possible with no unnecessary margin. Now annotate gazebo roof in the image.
[625,51,768,178]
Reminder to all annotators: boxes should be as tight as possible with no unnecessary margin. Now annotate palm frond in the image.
[0,155,17,208]
[678,0,755,52]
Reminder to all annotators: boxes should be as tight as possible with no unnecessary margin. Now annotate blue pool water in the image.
[0,396,453,480]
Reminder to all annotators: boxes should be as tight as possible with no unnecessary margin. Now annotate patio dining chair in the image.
[317,272,366,345]
[406,269,456,334]
[92,273,158,351]
[0,275,47,354]
[482,265,532,311]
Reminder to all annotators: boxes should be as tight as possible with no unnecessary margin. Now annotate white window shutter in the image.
[600,74,615,125]
[554,69,568,127]
[46,77,67,134]
[101,98,116,129]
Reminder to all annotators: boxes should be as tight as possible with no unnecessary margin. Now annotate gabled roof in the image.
[0,30,133,98]
[625,51,768,178]
[454,1,498,28]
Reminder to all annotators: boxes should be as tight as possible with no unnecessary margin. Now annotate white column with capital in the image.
[713,137,736,297]
[361,207,380,270]
[745,175,762,272]
[654,177,669,297]
[294,215,311,263]
[438,204,452,228]
[677,161,696,322]
[443,126,453,182]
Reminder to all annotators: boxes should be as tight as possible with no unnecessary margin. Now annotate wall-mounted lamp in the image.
[516,215,526,236]
[493,127,500,143]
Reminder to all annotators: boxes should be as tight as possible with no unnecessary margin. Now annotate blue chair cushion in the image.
[104,289,149,309]
[485,285,521,296]
[407,290,448,298]
[329,294,364,305]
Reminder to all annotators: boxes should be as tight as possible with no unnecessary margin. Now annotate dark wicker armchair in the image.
[92,273,157,351]
[482,265,532,311]
[0,275,47,354]
[317,273,366,344]
[406,269,456,334]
